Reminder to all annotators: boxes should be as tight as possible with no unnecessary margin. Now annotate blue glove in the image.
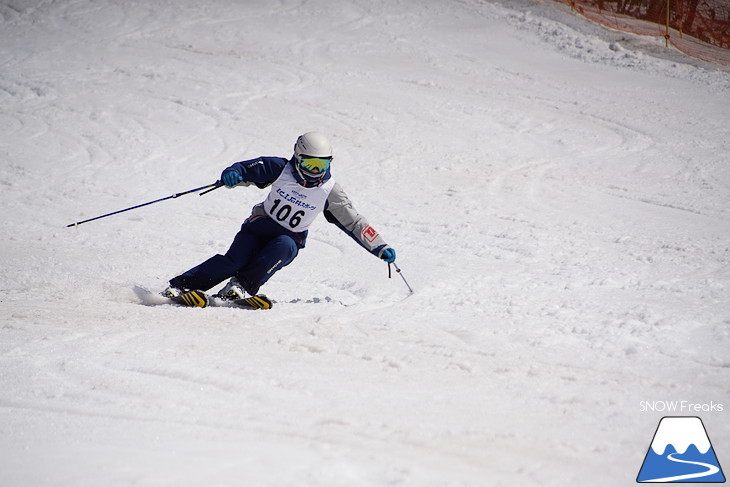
[381,248,396,263]
[221,170,243,187]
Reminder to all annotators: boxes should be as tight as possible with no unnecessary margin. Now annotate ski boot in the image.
[215,278,246,301]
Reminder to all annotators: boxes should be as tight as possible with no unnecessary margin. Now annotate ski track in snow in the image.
[1,0,729,486]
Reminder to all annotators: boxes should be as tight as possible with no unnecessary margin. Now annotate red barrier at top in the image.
[554,0,730,66]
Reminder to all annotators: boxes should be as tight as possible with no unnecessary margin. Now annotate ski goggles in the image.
[298,156,332,175]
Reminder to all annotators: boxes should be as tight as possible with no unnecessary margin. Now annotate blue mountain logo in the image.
[637,416,725,483]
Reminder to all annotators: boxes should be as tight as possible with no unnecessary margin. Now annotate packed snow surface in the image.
[1,0,729,485]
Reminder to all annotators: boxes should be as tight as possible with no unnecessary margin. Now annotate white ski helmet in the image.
[293,131,333,183]
[294,131,333,159]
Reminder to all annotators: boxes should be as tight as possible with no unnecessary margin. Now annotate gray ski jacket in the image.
[223,156,392,258]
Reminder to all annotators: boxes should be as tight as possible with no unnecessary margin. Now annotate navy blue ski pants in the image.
[169,216,306,295]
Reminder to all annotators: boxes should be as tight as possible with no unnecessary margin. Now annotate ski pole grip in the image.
[199,181,223,196]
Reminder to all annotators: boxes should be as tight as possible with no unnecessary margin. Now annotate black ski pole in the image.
[66,181,223,228]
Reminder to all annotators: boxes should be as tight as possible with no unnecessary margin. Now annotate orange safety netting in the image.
[554,0,730,66]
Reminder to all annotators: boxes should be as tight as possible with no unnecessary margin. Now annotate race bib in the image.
[262,167,335,231]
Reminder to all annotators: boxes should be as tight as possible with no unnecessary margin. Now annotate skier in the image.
[163,131,396,309]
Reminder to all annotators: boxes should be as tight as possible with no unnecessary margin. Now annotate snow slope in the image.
[1,0,728,485]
